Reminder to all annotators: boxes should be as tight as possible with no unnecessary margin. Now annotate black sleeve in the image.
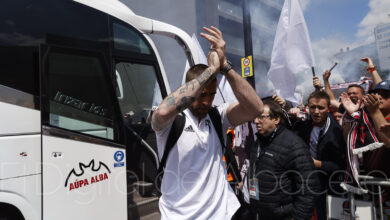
[338,103,346,114]
[320,123,347,173]
[286,140,320,220]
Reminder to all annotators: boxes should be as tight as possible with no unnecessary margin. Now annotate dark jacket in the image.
[250,126,319,220]
[294,114,346,193]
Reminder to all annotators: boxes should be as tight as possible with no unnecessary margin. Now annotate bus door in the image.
[39,40,127,220]
[115,60,163,183]
[111,19,166,184]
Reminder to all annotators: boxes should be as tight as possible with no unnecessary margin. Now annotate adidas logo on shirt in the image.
[184,125,195,132]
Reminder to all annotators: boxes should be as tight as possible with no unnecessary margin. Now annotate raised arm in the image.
[379,123,390,138]
[323,70,340,108]
[313,76,323,91]
[151,51,220,131]
[225,69,264,126]
[201,26,263,126]
[341,92,361,141]
[361,57,382,88]
[364,94,390,148]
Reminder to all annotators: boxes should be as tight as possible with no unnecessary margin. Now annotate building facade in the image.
[124,0,282,96]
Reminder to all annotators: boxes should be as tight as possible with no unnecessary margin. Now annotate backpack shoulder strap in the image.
[208,106,224,147]
[158,113,186,172]
[208,107,242,182]
[155,113,186,191]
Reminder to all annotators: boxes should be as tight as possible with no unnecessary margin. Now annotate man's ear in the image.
[274,116,281,125]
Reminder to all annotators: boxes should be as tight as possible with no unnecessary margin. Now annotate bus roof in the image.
[73,0,153,33]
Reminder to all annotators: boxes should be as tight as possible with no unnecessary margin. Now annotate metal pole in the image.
[350,192,356,220]
[378,185,384,220]
[372,185,377,220]
[242,0,255,89]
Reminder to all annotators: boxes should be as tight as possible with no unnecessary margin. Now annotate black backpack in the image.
[155,107,242,194]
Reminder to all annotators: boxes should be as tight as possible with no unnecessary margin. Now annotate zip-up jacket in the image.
[250,126,320,220]
[294,114,347,193]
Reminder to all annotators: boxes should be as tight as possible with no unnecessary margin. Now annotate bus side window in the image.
[46,51,118,141]
[115,62,162,125]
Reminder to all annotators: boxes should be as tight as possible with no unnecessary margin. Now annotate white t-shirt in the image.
[153,104,240,220]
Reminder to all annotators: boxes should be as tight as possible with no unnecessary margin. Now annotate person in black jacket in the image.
[293,91,346,220]
[250,100,319,220]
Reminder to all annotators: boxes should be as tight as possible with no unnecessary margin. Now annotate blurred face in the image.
[308,98,329,126]
[189,80,217,120]
[333,111,343,123]
[347,87,364,104]
[377,89,390,115]
[254,105,280,136]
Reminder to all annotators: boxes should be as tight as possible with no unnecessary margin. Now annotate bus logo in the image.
[65,160,111,191]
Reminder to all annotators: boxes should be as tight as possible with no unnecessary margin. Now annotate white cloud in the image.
[299,0,311,11]
[294,36,348,100]
[356,0,390,44]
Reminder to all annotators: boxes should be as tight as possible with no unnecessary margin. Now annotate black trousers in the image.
[315,194,327,220]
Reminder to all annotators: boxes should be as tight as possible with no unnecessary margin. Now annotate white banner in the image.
[267,0,315,101]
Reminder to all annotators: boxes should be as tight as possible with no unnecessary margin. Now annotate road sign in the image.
[241,56,253,78]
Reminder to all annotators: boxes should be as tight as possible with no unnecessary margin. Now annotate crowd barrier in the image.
[328,175,390,220]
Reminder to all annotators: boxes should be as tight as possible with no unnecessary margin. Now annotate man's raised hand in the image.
[200,26,226,67]
[361,57,375,69]
[272,94,286,108]
[322,70,331,81]
[313,76,322,90]
[364,94,380,114]
[341,92,360,115]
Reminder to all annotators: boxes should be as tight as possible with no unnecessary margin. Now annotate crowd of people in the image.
[151,26,390,220]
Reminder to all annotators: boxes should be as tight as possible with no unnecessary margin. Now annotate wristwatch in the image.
[220,60,233,75]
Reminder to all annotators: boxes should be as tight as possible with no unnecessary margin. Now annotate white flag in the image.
[267,0,315,101]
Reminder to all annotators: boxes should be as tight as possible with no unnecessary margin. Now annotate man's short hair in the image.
[185,64,216,83]
[348,84,365,95]
[308,90,330,106]
[263,100,285,125]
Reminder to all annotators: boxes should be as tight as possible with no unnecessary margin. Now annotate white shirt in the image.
[153,104,240,220]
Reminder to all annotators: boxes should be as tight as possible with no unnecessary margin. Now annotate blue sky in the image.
[292,0,390,97]
[304,0,370,43]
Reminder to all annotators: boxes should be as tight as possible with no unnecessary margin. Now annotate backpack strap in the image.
[208,107,242,182]
[155,113,186,193]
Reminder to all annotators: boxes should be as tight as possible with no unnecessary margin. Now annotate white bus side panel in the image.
[0,174,41,220]
[0,135,41,180]
[42,135,127,220]
[0,102,40,135]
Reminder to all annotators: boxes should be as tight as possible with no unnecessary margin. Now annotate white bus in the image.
[0,0,198,219]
